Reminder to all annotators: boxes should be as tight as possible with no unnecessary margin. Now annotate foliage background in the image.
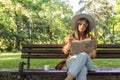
[0,0,120,52]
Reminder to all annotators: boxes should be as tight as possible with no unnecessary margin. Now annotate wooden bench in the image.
[19,44,120,80]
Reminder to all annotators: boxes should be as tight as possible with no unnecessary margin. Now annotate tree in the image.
[0,0,73,52]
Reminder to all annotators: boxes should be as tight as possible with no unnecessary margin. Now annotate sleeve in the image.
[89,35,97,59]
[62,34,72,55]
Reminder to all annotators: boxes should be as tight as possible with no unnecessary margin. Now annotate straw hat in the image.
[71,13,95,32]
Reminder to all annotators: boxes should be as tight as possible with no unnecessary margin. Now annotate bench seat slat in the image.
[21,69,120,74]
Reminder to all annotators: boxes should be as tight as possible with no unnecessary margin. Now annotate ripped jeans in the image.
[66,52,93,80]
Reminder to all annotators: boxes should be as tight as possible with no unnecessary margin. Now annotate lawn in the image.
[0,52,120,69]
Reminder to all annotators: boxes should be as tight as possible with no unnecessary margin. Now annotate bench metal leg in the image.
[19,62,26,70]
[27,53,31,69]
[27,58,30,69]
[19,62,27,80]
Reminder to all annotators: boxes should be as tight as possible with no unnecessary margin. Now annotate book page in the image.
[71,38,93,54]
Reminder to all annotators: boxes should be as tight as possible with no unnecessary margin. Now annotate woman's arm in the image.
[89,35,97,59]
[62,34,73,55]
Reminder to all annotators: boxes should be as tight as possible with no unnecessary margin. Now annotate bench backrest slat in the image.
[22,44,120,48]
[22,44,120,59]
[22,54,66,59]
[22,44,62,48]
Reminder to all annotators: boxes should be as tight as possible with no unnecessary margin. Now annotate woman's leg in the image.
[66,52,91,80]
[65,57,76,80]
[65,74,74,80]
[85,53,93,70]
[76,66,87,80]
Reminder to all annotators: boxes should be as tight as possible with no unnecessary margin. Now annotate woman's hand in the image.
[89,50,96,59]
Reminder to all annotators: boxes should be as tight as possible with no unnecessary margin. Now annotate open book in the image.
[71,38,93,55]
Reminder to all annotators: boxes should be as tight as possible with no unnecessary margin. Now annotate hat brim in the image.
[71,14,95,32]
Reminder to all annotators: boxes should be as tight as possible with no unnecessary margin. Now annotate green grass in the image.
[93,58,120,68]
[0,52,120,69]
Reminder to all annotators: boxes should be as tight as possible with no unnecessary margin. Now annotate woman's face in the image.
[77,20,88,33]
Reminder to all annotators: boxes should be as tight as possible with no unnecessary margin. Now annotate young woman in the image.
[63,13,97,80]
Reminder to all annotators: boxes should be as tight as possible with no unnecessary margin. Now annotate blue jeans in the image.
[66,52,93,80]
